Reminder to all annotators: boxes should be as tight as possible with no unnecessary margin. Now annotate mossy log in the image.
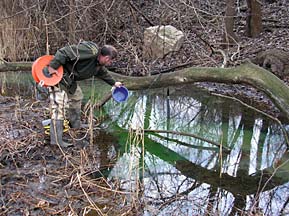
[0,62,32,72]
[1,61,289,121]
[111,62,289,121]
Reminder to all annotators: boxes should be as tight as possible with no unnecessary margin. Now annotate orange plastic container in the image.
[32,55,63,87]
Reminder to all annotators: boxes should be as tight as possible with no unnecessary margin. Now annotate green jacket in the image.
[49,41,116,94]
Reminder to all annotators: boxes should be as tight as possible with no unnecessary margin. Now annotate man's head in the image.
[98,45,118,66]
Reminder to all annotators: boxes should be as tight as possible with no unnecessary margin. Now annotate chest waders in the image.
[67,84,83,128]
[49,86,72,147]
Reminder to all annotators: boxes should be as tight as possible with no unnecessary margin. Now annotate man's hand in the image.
[114,82,122,88]
[43,66,58,78]
[42,66,51,78]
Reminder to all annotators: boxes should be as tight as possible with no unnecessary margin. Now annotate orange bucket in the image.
[32,55,63,87]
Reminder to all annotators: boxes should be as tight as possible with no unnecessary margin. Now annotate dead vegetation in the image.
[1,0,288,109]
[0,95,142,215]
[0,1,288,72]
[1,0,289,215]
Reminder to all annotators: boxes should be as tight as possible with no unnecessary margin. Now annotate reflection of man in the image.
[45,41,122,147]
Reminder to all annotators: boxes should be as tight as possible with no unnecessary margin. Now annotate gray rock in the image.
[143,25,184,59]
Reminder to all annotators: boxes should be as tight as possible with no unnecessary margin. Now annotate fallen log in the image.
[111,61,289,121]
[1,60,289,122]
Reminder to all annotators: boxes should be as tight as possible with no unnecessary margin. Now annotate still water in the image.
[106,86,289,216]
[1,72,289,215]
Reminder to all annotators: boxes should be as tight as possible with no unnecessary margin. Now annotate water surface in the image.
[105,84,289,216]
[1,71,288,215]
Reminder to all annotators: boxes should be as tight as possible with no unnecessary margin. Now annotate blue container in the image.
[112,86,129,102]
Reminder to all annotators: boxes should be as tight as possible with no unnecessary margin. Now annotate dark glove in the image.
[42,66,52,78]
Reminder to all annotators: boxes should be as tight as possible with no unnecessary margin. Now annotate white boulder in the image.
[143,25,184,59]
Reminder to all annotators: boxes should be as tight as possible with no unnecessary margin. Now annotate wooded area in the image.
[0,0,288,120]
[0,0,289,119]
[1,1,289,215]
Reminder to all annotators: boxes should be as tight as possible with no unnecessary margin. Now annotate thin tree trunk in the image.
[223,0,239,45]
[246,0,263,37]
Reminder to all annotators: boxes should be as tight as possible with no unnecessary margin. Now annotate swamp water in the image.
[0,72,289,216]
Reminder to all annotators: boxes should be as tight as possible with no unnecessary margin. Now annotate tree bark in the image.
[111,62,289,121]
[0,62,31,72]
[1,61,289,121]
[246,0,263,37]
[223,0,239,45]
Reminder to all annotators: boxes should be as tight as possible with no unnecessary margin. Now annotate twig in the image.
[151,60,196,75]
[0,4,37,20]
[249,156,289,214]
[160,0,179,13]
[0,58,8,63]
[219,132,223,178]
[128,1,155,26]
[76,173,105,216]
[214,49,228,68]
[143,129,230,151]
[43,14,49,55]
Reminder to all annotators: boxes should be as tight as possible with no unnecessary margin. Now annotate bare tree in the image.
[246,0,263,37]
[223,0,239,45]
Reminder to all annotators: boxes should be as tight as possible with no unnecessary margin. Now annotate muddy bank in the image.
[0,95,139,215]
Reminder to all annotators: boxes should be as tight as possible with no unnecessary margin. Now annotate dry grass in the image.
[0,95,142,215]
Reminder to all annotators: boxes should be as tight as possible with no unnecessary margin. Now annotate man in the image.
[45,41,122,147]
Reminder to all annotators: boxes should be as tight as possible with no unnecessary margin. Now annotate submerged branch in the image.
[144,129,231,152]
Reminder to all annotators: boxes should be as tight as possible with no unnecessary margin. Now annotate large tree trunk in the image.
[1,61,289,121]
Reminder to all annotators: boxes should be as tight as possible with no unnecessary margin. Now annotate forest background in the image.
[1,0,289,114]
[1,1,289,215]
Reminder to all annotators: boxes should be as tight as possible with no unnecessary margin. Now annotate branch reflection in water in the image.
[107,85,289,216]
